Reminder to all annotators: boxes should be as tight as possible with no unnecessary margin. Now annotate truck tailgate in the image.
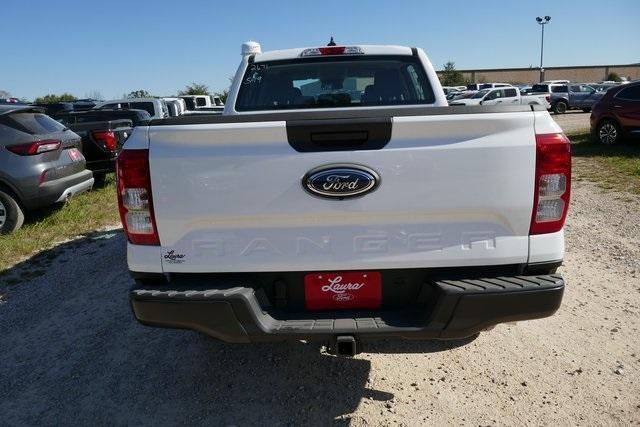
[148,110,536,272]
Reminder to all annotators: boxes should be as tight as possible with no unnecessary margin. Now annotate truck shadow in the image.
[0,229,471,425]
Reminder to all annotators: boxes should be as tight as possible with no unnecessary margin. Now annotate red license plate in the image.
[67,148,83,162]
[304,271,382,310]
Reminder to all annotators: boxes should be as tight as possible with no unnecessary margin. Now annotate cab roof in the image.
[253,45,414,62]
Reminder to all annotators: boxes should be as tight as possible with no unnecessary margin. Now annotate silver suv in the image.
[0,105,94,233]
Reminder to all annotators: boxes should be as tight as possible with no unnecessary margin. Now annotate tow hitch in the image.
[327,335,360,357]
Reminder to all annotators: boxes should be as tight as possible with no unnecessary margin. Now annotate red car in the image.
[590,81,640,144]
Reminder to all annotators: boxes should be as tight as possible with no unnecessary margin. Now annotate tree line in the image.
[27,83,229,104]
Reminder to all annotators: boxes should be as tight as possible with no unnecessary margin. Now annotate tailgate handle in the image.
[286,117,392,152]
[310,131,368,145]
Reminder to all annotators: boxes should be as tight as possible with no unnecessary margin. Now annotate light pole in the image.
[536,16,551,82]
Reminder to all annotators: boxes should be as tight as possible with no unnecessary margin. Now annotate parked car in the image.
[550,84,604,114]
[0,105,94,233]
[94,98,168,120]
[180,95,224,114]
[542,80,570,84]
[449,87,550,108]
[590,80,640,145]
[122,42,568,356]
[50,110,136,185]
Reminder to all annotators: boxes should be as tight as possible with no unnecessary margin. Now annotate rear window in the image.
[531,84,549,93]
[4,112,66,134]
[616,85,640,101]
[235,55,435,111]
[552,85,568,93]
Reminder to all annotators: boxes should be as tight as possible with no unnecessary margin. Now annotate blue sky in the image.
[2,0,639,100]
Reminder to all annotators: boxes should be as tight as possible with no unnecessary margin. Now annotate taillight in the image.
[545,95,551,103]
[530,133,571,235]
[92,130,117,151]
[116,149,159,245]
[6,139,61,156]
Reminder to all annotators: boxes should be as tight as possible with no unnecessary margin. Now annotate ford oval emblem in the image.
[303,164,380,199]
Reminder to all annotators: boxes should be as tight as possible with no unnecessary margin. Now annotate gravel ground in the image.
[552,111,591,134]
[1,114,638,425]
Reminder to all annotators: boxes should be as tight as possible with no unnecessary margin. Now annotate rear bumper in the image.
[129,274,564,343]
[22,169,94,210]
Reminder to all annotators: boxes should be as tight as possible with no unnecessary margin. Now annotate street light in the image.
[536,16,551,82]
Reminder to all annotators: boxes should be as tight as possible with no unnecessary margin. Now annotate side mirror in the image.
[479,100,484,105]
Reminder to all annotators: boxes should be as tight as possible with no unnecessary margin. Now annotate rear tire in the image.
[0,190,25,234]
[597,119,621,145]
[553,100,568,114]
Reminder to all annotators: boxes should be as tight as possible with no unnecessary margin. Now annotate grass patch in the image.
[0,174,120,272]
[569,132,640,194]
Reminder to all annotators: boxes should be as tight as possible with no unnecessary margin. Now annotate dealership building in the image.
[438,63,640,84]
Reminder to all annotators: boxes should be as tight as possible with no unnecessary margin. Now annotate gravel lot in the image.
[1,113,638,425]
[551,111,591,134]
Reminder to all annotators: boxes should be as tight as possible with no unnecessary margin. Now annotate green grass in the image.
[569,132,640,194]
[0,174,119,272]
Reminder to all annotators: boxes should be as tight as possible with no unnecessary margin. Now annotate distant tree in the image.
[0,89,11,99]
[440,61,466,86]
[213,89,229,104]
[85,90,103,101]
[606,72,622,82]
[125,89,152,99]
[178,83,210,96]
[33,93,77,104]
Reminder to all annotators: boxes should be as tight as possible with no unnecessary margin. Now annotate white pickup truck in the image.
[450,86,551,109]
[118,42,569,356]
